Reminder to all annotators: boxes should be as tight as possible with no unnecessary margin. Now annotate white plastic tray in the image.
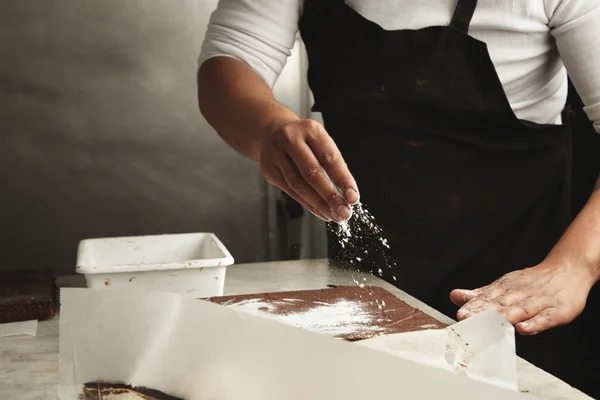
[76,232,234,297]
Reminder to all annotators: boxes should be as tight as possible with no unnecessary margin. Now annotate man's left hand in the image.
[449,262,594,335]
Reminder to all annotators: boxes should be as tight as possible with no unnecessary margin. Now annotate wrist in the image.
[265,106,300,136]
[543,190,600,286]
[543,250,600,287]
[257,106,300,156]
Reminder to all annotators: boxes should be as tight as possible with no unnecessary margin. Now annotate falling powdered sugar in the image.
[335,203,386,249]
[329,202,398,282]
[226,298,386,337]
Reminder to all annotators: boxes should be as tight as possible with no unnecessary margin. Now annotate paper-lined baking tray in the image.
[59,288,536,400]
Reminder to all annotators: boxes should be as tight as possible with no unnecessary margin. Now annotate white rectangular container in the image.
[76,233,234,298]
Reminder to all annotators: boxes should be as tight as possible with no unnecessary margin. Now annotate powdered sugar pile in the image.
[225,297,386,337]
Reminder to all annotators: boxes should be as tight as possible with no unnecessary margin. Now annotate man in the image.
[197,0,600,395]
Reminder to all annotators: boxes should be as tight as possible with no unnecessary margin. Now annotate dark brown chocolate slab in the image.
[81,383,183,400]
[0,270,56,324]
[206,286,446,341]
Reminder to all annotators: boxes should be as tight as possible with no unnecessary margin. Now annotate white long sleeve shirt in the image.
[198,0,600,133]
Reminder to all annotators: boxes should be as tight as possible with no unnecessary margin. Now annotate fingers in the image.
[456,288,510,319]
[277,155,333,217]
[454,284,509,319]
[269,168,331,222]
[449,289,478,307]
[501,297,548,325]
[516,307,563,335]
[262,119,358,222]
[455,290,564,330]
[305,127,359,204]
[451,265,589,335]
[456,298,503,321]
[456,291,538,323]
[286,141,352,221]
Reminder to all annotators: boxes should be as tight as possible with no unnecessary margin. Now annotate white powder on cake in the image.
[226,298,385,337]
[100,393,147,400]
[225,298,283,313]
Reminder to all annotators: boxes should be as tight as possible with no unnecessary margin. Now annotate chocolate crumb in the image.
[81,383,184,400]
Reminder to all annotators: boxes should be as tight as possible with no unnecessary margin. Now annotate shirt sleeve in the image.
[198,0,302,89]
[549,0,600,133]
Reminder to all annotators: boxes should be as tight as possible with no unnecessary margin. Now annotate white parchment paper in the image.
[58,288,536,400]
[358,310,517,391]
[0,320,38,338]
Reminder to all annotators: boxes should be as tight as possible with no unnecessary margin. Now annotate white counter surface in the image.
[0,259,590,400]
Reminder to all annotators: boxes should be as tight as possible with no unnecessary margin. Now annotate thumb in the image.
[449,289,479,307]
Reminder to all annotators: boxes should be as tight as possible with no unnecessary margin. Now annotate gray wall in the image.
[0,0,273,274]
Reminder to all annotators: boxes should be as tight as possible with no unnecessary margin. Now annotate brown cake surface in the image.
[81,383,184,400]
[0,269,56,324]
[207,286,446,341]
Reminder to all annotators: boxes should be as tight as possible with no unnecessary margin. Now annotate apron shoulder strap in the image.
[450,0,478,34]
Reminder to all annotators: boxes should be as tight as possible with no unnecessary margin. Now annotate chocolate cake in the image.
[81,383,183,400]
[207,286,446,341]
[0,269,56,324]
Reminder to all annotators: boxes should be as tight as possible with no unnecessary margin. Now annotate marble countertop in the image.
[0,259,591,400]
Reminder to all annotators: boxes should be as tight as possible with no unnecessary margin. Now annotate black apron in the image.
[299,0,597,396]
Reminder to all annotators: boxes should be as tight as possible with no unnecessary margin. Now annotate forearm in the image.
[546,176,600,283]
[197,57,299,161]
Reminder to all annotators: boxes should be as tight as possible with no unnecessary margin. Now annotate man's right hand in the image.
[260,119,359,222]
